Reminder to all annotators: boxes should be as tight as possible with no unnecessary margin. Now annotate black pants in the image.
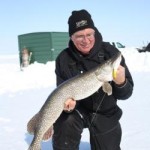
[52,109,122,150]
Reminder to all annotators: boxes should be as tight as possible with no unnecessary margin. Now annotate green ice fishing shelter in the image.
[18,32,69,64]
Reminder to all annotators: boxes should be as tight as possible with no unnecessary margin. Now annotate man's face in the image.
[71,28,95,55]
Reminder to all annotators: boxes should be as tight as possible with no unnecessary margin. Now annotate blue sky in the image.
[0,0,150,54]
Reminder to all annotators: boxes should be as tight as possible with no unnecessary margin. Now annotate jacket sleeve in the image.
[112,56,134,100]
[55,54,66,86]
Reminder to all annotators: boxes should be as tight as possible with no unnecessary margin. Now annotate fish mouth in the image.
[109,51,122,64]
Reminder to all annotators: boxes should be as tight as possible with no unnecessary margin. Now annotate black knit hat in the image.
[68,9,95,36]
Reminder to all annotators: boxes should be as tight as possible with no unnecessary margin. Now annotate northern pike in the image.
[27,52,122,150]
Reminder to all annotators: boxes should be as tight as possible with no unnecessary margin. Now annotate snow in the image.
[0,49,150,150]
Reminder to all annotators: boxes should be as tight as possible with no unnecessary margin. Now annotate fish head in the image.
[111,52,122,71]
[95,52,122,82]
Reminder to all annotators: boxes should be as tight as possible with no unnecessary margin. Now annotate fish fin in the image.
[27,112,53,141]
[27,113,39,134]
[102,82,112,95]
[42,125,54,142]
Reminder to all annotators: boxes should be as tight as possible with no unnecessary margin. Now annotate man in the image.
[53,9,134,150]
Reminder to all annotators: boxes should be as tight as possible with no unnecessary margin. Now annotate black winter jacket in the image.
[55,28,134,122]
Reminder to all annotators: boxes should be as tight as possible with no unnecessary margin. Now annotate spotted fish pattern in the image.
[27,52,122,150]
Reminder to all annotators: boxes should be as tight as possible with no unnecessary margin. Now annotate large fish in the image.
[27,52,122,150]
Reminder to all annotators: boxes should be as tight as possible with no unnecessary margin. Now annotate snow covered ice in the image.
[0,48,150,150]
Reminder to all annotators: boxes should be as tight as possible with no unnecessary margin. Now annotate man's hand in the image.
[113,65,126,85]
[64,98,76,112]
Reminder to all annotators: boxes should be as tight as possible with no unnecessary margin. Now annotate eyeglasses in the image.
[73,32,95,42]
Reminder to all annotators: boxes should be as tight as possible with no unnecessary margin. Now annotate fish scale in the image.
[27,52,122,150]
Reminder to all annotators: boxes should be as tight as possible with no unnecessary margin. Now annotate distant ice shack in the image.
[18,32,69,66]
